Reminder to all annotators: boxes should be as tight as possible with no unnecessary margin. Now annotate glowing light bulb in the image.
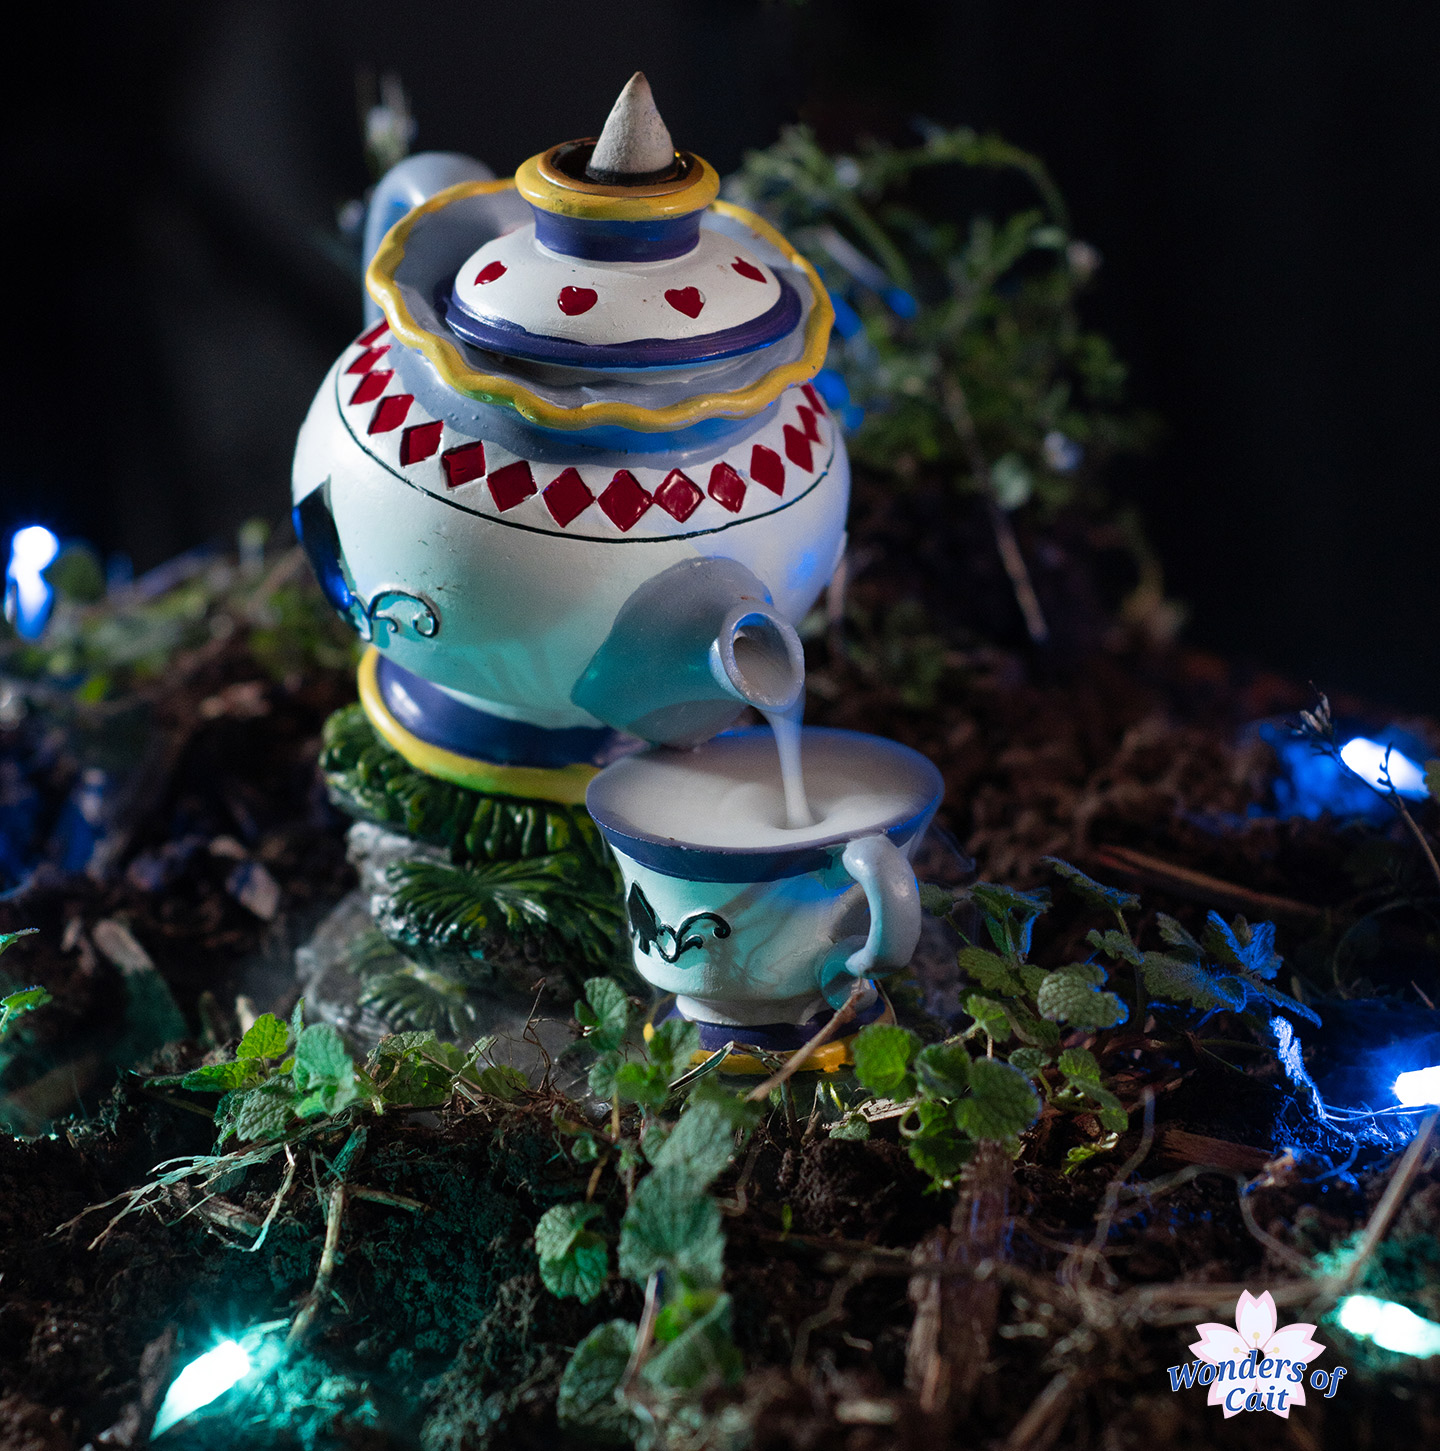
[1394,1064,1440,1108]
[151,1339,251,1437]
[4,525,61,638]
[1338,736,1428,798]
[1337,1295,1440,1358]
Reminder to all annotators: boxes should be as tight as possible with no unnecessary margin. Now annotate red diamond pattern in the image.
[598,470,653,531]
[654,469,702,522]
[782,425,813,471]
[707,461,746,513]
[441,441,487,489]
[796,405,820,443]
[400,421,443,465]
[543,468,594,526]
[350,370,392,405]
[801,383,824,414]
[346,346,389,375]
[487,459,536,511]
[358,318,390,347]
[750,444,785,495]
[370,394,414,434]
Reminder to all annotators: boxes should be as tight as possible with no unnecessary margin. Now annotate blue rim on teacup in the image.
[585,726,945,882]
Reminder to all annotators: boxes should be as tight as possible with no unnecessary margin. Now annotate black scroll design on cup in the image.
[627,883,731,964]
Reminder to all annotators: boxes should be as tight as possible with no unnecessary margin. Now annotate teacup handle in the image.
[819,834,922,1004]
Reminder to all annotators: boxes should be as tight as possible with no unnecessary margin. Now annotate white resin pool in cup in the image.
[586,728,944,1049]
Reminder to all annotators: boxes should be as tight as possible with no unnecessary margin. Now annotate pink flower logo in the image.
[1188,1290,1326,1418]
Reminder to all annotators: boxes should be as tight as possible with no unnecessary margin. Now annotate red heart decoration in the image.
[474,260,506,284]
[557,286,598,315]
[664,287,705,318]
[731,257,766,282]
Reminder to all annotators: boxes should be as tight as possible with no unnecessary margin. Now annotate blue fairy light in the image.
[1337,736,1429,799]
[4,525,61,638]
[1393,1064,1440,1108]
[151,1339,252,1437]
[1337,1295,1440,1358]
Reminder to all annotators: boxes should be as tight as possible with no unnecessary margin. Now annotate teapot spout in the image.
[571,557,805,746]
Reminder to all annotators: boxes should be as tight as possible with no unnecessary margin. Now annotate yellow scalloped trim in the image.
[365,183,834,434]
[642,1020,854,1076]
[517,149,721,218]
[357,647,598,804]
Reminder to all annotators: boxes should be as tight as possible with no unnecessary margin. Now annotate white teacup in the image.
[586,727,943,1045]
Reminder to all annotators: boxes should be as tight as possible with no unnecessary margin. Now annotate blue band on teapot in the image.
[376,654,615,768]
[531,207,703,262]
[658,997,890,1052]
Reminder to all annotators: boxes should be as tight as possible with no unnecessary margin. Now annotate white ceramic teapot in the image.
[292,74,848,806]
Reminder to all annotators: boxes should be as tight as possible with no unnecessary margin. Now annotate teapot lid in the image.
[364,74,832,434]
[443,75,801,369]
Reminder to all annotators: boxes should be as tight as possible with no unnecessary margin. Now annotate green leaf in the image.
[0,984,51,1017]
[617,1165,726,1287]
[642,1293,742,1390]
[919,883,956,916]
[963,993,1011,1040]
[1036,965,1129,1029]
[1085,928,1142,966]
[915,1041,971,1099]
[232,1085,293,1143]
[578,977,632,1054]
[1204,913,1281,981]
[294,1023,353,1088]
[955,1057,1040,1140]
[647,1016,700,1080]
[614,1061,670,1110]
[1242,974,1322,1026]
[829,1115,871,1141]
[0,929,40,957]
[999,996,1062,1048]
[589,1051,622,1101]
[850,1023,920,1097]
[474,1064,528,1101]
[535,1202,609,1304]
[556,1321,639,1444]
[649,1099,748,1189]
[1043,857,1139,914]
[904,1098,973,1184]
[1140,952,1245,1012]
[1008,1046,1049,1078]
[967,882,1050,957]
[1155,914,1203,963]
[237,1013,289,1060]
[956,945,1025,995]
[179,1059,254,1093]
[1057,1047,1101,1081]
[1426,759,1439,806]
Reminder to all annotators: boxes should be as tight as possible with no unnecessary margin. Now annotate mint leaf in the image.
[294,1023,353,1088]
[180,1060,254,1093]
[614,1061,670,1109]
[1043,857,1139,914]
[851,1023,920,1097]
[649,1099,747,1189]
[1140,952,1245,1012]
[963,993,1011,1040]
[232,1084,292,1143]
[642,1293,742,1390]
[237,1013,289,1061]
[1086,928,1142,966]
[1008,1046,1048,1078]
[1426,759,1440,806]
[647,1016,700,1081]
[617,1165,726,1287]
[1057,1047,1101,1081]
[557,1321,639,1443]
[919,883,956,916]
[955,1057,1040,1140]
[1036,965,1129,1029]
[474,1064,528,1101]
[915,1041,971,1099]
[905,1098,972,1184]
[536,1202,609,1304]
[1155,914,1204,963]
[957,945,1024,995]
[577,977,631,1054]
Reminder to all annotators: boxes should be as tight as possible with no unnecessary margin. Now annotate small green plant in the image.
[840,859,1320,1187]
[148,1010,515,1148]
[0,929,47,1041]
[537,978,760,1440]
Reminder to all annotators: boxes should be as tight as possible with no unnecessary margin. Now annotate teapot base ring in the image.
[357,648,601,805]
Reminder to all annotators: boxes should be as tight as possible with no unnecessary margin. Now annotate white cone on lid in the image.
[588,72,675,179]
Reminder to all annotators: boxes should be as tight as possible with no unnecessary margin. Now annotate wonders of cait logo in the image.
[1167,1290,1347,1417]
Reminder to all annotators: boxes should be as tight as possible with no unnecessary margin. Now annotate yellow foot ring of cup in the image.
[356,648,599,804]
[643,995,898,1076]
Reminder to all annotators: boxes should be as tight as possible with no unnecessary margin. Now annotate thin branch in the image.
[619,1270,664,1396]
[288,1184,347,1344]
[747,978,868,1103]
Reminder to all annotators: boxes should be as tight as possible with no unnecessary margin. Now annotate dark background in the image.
[5,1,1439,710]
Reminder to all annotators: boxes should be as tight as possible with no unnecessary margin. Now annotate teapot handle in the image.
[362,152,496,323]
[817,833,922,1006]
